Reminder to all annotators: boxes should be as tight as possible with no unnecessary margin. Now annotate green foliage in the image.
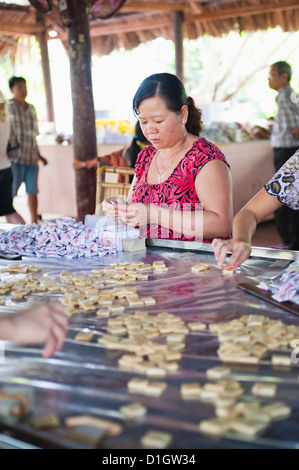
[183,27,299,121]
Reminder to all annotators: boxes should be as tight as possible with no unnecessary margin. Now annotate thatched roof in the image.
[0,0,299,58]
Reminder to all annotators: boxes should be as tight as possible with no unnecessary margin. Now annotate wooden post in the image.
[36,34,55,122]
[67,0,97,221]
[172,11,184,81]
[36,12,55,123]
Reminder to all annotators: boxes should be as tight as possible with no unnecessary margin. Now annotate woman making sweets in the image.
[102,73,233,242]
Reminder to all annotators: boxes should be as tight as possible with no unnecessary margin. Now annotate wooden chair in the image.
[95,162,135,214]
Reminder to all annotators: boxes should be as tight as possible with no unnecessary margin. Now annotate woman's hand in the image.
[293,127,299,139]
[118,202,151,227]
[2,303,68,358]
[73,157,98,170]
[73,159,83,170]
[102,198,151,227]
[38,155,48,166]
[212,238,251,269]
[101,197,128,223]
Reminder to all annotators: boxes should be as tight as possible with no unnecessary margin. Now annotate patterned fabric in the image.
[7,99,39,165]
[271,84,299,148]
[265,150,299,210]
[131,138,229,241]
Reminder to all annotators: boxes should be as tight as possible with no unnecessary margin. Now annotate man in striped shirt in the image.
[268,61,299,250]
[8,76,47,224]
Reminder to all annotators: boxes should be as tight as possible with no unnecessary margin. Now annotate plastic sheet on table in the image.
[0,247,299,448]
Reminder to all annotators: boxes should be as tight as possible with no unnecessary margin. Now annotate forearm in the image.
[293,127,299,139]
[0,317,14,341]
[73,157,98,170]
[232,208,258,244]
[36,143,42,159]
[212,209,256,269]
[37,144,47,165]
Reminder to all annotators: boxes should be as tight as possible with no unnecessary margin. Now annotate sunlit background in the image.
[0,26,299,136]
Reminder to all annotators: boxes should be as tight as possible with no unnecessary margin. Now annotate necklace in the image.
[155,134,187,184]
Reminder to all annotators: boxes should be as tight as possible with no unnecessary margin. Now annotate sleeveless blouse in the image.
[131,138,229,241]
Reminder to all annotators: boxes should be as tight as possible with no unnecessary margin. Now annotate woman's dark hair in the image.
[133,120,148,143]
[132,73,203,136]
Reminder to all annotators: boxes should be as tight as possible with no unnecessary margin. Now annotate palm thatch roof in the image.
[0,0,299,59]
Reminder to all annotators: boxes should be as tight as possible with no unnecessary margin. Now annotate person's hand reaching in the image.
[1,303,68,358]
[212,238,251,270]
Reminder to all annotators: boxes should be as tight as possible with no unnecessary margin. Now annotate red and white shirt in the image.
[132,138,229,241]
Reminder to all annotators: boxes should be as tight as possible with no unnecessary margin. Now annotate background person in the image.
[73,121,149,183]
[268,61,299,249]
[8,76,47,224]
[102,73,233,242]
[212,150,299,269]
[0,89,25,224]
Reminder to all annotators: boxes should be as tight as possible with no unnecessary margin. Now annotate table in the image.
[0,243,298,449]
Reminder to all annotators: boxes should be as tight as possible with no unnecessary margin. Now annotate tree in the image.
[184,27,299,120]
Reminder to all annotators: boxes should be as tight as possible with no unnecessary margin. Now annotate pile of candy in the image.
[0,217,117,259]
[258,271,299,305]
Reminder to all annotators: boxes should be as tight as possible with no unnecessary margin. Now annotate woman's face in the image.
[138,96,187,150]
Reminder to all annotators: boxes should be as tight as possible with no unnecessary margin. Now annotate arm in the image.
[193,159,232,239]
[116,160,233,239]
[38,150,48,166]
[0,304,68,358]
[32,105,47,166]
[73,157,98,170]
[293,127,299,139]
[212,188,283,269]
[101,175,136,221]
[126,174,136,203]
[74,148,128,171]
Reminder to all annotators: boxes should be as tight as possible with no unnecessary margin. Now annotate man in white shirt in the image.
[0,90,25,224]
[268,61,299,249]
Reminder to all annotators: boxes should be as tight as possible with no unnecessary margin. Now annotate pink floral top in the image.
[131,138,229,241]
